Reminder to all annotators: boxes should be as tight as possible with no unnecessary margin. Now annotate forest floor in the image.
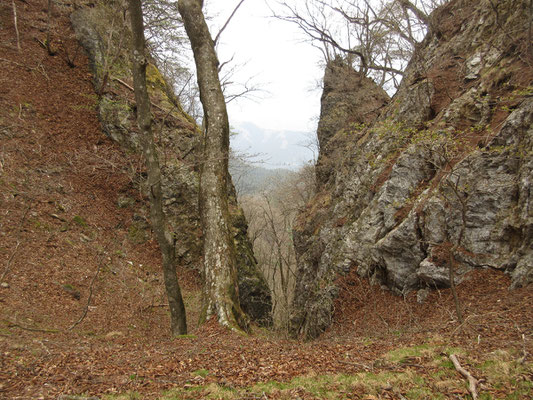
[0,1,532,399]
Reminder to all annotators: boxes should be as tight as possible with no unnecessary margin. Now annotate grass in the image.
[192,369,209,378]
[157,369,439,399]
[103,342,532,400]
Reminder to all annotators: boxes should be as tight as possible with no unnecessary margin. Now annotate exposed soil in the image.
[0,1,532,399]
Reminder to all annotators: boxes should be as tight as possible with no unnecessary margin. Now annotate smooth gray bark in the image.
[178,0,248,331]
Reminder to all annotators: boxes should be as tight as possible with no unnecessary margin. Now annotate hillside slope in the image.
[0,1,532,399]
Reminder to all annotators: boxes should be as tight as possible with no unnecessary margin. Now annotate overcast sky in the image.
[207,0,324,133]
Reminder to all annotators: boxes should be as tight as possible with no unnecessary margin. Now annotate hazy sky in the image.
[208,0,324,133]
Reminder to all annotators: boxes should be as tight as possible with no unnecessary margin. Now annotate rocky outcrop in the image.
[291,0,533,339]
[71,6,271,325]
[315,58,389,185]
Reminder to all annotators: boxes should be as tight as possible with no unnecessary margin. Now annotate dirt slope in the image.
[0,1,531,400]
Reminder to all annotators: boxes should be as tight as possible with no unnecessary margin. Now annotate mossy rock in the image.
[127,222,149,245]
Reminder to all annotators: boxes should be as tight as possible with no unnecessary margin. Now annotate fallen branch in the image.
[112,76,134,91]
[517,329,528,364]
[449,354,478,400]
[0,241,20,282]
[4,319,59,333]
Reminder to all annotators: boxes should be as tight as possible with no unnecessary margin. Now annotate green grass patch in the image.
[105,342,532,400]
[192,369,209,378]
[103,392,142,400]
[384,343,431,362]
[162,370,442,399]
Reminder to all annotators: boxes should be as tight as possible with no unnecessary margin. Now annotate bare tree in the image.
[128,0,187,336]
[240,164,315,330]
[178,0,248,331]
[142,0,261,123]
[98,1,128,95]
[271,0,446,90]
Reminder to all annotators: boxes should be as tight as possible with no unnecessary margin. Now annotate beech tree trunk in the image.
[128,0,187,336]
[178,0,248,331]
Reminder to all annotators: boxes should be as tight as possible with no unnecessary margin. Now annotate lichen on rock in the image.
[290,0,533,339]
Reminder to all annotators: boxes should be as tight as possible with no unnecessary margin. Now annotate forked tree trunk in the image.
[178,0,248,331]
[128,0,187,336]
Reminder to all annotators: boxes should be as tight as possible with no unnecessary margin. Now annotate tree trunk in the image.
[178,0,248,331]
[128,0,187,336]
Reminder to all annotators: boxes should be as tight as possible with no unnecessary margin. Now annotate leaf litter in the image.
[0,1,531,399]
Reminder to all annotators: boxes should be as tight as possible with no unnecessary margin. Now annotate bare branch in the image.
[449,354,479,400]
[214,0,247,45]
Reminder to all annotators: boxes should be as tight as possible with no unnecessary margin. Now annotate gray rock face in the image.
[291,0,533,338]
[315,58,389,185]
[71,7,271,324]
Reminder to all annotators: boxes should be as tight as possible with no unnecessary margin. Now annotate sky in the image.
[207,0,324,134]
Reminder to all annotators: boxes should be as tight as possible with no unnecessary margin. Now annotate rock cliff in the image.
[291,0,533,339]
[70,5,271,325]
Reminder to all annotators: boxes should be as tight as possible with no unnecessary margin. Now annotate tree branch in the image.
[398,0,429,26]
[449,354,478,400]
[214,0,247,45]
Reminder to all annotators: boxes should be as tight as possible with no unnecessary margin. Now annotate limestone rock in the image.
[290,0,533,339]
[71,6,271,324]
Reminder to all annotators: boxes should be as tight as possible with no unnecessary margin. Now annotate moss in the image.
[146,63,167,90]
[72,215,88,228]
[127,223,149,244]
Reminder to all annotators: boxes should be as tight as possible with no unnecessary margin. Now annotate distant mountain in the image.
[230,121,316,170]
[229,157,295,196]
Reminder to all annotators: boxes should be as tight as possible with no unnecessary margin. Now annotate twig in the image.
[451,311,500,336]
[0,241,20,282]
[67,249,107,331]
[1,203,31,281]
[516,324,529,364]
[214,0,247,45]
[113,76,134,91]
[518,333,528,364]
[449,354,478,400]
[4,319,59,333]
[0,57,31,70]
[12,0,21,51]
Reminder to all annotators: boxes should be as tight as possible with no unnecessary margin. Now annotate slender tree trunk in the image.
[12,0,20,51]
[178,0,248,331]
[46,0,55,55]
[128,0,187,336]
